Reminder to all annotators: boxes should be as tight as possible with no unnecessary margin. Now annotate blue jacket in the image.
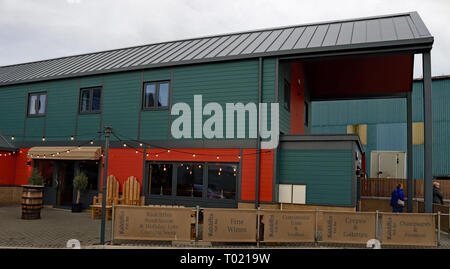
[390,187,405,206]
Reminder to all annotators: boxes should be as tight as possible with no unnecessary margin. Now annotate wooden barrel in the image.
[22,186,43,220]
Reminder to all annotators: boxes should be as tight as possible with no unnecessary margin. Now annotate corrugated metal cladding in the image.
[0,12,432,86]
[311,77,450,179]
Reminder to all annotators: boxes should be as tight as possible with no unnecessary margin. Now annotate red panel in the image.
[258,150,274,202]
[290,62,305,134]
[14,149,32,186]
[307,54,413,98]
[145,148,240,163]
[102,148,144,192]
[241,149,257,201]
[0,151,16,185]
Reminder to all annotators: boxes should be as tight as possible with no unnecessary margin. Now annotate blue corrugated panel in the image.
[312,78,450,179]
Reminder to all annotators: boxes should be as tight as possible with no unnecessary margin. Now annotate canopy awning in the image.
[27,147,102,160]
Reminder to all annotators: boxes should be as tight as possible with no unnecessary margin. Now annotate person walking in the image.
[390,184,405,213]
[433,182,444,205]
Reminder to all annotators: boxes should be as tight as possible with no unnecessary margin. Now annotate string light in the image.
[11,136,14,141]
[192,153,196,158]
[155,154,159,157]
[139,143,143,147]
[70,136,74,141]
[123,143,127,147]
[216,155,219,160]
[90,140,94,145]
[167,149,171,153]
[42,136,46,142]
[135,150,138,154]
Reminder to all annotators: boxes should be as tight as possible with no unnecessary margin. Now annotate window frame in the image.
[146,161,238,201]
[142,80,170,111]
[78,86,102,114]
[27,91,48,117]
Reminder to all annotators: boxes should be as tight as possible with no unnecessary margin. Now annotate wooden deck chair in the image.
[119,176,142,205]
[90,175,120,219]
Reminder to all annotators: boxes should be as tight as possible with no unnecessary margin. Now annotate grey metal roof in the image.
[0,133,16,151]
[0,11,433,87]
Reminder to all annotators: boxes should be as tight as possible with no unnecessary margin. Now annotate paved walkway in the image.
[1,206,449,249]
[0,206,111,248]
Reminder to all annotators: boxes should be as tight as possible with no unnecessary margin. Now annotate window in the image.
[28,92,47,116]
[37,160,54,187]
[149,163,173,195]
[207,164,237,199]
[283,79,291,111]
[79,87,102,113]
[79,161,99,190]
[176,163,203,197]
[347,124,367,145]
[143,81,170,109]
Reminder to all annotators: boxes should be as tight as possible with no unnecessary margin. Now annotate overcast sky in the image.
[0,0,449,78]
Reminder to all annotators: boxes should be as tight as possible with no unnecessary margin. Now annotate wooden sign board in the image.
[203,209,257,242]
[262,210,315,242]
[381,213,436,246]
[322,212,376,244]
[113,206,192,241]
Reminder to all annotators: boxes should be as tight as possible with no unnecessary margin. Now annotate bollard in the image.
[256,207,261,248]
[195,205,200,241]
[315,208,319,246]
[375,210,379,240]
[111,203,115,245]
[437,211,440,247]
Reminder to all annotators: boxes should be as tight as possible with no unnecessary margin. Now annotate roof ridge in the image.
[0,11,420,69]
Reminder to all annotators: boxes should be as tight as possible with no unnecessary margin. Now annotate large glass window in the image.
[37,160,54,187]
[143,81,170,109]
[28,92,47,116]
[207,164,237,199]
[176,163,203,197]
[79,161,99,190]
[149,163,173,195]
[79,87,102,113]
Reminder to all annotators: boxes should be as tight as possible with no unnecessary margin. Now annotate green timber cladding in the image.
[278,150,353,206]
[0,58,276,143]
[311,77,450,179]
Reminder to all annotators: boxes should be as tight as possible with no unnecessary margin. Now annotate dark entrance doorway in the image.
[56,161,74,208]
[36,159,100,208]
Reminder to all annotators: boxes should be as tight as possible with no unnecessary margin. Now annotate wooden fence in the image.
[361,178,450,199]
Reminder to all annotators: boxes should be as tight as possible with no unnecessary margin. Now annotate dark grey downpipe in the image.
[255,57,262,209]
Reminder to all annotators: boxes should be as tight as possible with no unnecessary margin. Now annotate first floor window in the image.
[143,81,170,109]
[28,92,47,116]
[79,87,102,113]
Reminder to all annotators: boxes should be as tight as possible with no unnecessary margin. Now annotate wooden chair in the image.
[90,175,120,219]
[119,176,143,205]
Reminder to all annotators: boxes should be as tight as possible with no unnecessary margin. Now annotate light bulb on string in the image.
[70,136,74,141]
[123,143,127,148]
[167,149,171,153]
[90,140,94,145]
[216,155,219,160]
[11,136,15,141]
[139,143,143,147]
[42,136,46,142]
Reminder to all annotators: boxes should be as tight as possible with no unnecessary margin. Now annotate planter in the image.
[21,185,44,220]
[72,203,83,213]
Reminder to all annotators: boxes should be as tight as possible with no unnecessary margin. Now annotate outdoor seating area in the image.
[90,175,144,219]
